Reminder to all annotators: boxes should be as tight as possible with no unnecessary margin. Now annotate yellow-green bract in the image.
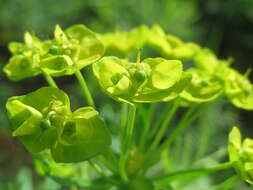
[99,25,253,110]
[6,87,111,163]
[228,127,253,184]
[180,68,223,103]
[4,24,104,81]
[93,56,192,104]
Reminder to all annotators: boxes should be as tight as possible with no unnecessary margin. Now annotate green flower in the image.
[180,68,223,103]
[170,42,201,60]
[39,24,104,76]
[99,25,149,55]
[6,87,111,163]
[4,24,104,80]
[6,87,70,153]
[93,56,191,104]
[193,48,219,73]
[3,32,49,81]
[223,68,253,110]
[147,25,172,56]
[228,127,253,184]
[51,107,111,163]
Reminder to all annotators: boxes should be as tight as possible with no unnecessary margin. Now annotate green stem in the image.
[120,103,128,146]
[43,72,58,88]
[139,103,156,151]
[149,101,179,151]
[123,105,137,152]
[88,160,118,185]
[74,70,95,107]
[119,104,137,182]
[159,104,200,150]
[153,162,234,182]
[148,103,171,141]
[141,104,200,172]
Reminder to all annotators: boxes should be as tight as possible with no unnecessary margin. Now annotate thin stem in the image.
[139,103,156,151]
[141,104,200,172]
[74,70,95,107]
[119,104,137,182]
[88,160,118,185]
[42,72,58,88]
[159,104,200,150]
[120,103,128,146]
[123,105,137,152]
[148,103,171,140]
[153,162,234,182]
[149,101,179,151]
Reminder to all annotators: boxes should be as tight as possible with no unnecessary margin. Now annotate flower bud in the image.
[133,70,146,83]
[48,45,60,55]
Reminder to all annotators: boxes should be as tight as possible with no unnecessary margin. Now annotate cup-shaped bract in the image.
[41,24,104,75]
[223,68,253,110]
[147,25,171,56]
[193,48,219,74]
[98,25,149,56]
[93,56,191,104]
[4,24,104,81]
[3,32,50,81]
[51,107,111,163]
[228,127,253,184]
[170,42,201,60]
[6,87,71,153]
[180,68,223,103]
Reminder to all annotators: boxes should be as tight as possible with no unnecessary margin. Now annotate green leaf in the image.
[228,127,241,162]
[51,107,111,163]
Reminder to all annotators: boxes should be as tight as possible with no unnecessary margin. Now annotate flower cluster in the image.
[4,25,104,81]
[228,127,253,184]
[6,87,111,163]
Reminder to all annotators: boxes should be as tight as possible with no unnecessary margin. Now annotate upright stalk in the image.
[149,101,179,151]
[159,104,200,150]
[139,103,156,151]
[74,70,95,107]
[123,105,137,152]
[42,72,58,88]
[119,104,137,182]
[148,103,171,140]
[120,103,128,145]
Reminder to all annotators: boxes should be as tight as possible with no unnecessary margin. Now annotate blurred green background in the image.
[0,0,252,189]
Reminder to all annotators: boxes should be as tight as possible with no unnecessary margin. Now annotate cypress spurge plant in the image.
[3,24,253,189]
